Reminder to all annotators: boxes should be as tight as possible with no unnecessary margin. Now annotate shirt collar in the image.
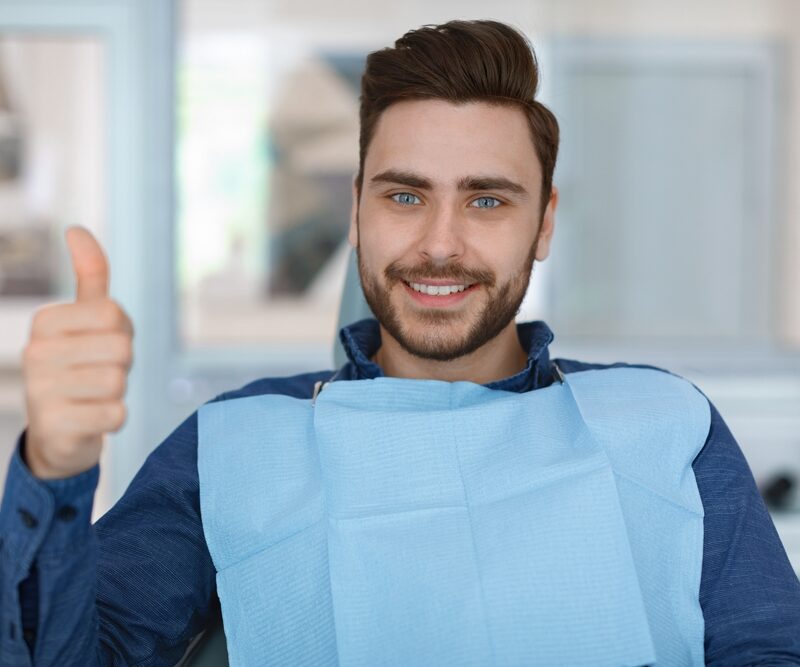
[338,317,556,392]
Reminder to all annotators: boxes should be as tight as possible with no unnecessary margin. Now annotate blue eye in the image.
[391,192,421,206]
[471,196,501,209]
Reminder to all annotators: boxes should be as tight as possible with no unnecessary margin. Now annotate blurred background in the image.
[0,0,798,567]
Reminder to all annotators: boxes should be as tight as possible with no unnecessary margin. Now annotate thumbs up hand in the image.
[22,226,134,479]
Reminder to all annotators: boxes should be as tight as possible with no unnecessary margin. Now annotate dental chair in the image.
[176,250,370,666]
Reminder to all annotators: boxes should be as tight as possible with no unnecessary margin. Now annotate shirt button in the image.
[18,509,38,529]
[56,505,77,522]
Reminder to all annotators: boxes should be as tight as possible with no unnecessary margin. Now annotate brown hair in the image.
[357,20,559,219]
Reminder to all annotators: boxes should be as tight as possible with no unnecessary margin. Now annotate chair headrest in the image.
[334,248,373,367]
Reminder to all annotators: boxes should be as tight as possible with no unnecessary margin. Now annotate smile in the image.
[407,281,474,296]
[401,280,479,307]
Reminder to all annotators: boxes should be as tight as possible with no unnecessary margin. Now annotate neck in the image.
[372,321,529,384]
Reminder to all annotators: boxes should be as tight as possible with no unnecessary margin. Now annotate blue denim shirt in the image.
[1,318,799,666]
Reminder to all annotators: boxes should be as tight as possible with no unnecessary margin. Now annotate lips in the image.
[401,280,479,306]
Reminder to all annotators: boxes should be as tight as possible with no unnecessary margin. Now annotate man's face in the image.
[349,99,557,362]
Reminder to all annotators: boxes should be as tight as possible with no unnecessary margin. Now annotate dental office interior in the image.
[0,0,799,572]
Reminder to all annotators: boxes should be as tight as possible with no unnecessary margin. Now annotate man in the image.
[1,19,799,667]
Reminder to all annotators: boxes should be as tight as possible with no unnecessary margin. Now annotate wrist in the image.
[22,433,74,480]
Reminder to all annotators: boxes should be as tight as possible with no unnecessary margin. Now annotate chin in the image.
[394,316,476,360]
[399,302,472,329]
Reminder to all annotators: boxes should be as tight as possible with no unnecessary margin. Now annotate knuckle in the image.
[101,300,125,330]
[22,341,44,366]
[117,334,133,365]
[100,333,126,363]
[96,301,115,327]
[107,401,127,431]
[103,367,126,397]
[30,306,49,333]
[30,303,62,334]
[29,303,66,338]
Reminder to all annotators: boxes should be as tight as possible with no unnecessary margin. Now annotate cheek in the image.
[358,216,416,269]
[358,234,398,286]
[474,235,533,279]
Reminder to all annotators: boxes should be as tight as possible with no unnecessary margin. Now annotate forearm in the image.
[1,435,103,666]
[2,416,220,666]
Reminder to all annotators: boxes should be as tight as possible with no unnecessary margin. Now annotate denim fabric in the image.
[1,318,799,666]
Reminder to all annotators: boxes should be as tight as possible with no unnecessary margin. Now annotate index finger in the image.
[31,301,134,340]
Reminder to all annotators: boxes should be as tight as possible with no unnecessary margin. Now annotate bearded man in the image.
[2,19,799,667]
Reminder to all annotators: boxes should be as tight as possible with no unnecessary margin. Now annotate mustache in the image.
[384,259,495,287]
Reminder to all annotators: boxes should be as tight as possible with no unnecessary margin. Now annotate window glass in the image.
[0,35,105,493]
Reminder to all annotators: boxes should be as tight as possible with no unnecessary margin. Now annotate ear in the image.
[348,177,359,248]
[534,185,558,261]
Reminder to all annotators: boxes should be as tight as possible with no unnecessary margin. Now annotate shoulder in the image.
[555,357,708,412]
[556,356,686,380]
[127,368,347,483]
[553,357,712,477]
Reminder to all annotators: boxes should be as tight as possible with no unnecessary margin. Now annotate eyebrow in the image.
[370,170,433,190]
[369,169,529,199]
[457,176,529,197]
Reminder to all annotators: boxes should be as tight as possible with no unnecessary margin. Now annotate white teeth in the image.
[409,282,470,296]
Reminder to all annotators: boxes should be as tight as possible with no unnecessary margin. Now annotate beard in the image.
[357,234,538,362]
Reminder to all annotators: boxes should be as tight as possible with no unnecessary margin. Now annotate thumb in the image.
[65,226,109,301]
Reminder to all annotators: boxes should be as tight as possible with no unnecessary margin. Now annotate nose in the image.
[416,203,466,265]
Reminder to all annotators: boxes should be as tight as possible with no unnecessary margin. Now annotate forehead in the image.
[364,99,541,187]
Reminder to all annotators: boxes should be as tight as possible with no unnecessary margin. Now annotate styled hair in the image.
[357,20,560,219]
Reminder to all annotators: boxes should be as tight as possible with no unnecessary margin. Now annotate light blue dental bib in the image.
[198,367,709,666]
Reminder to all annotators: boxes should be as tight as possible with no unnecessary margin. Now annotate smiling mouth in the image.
[405,280,475,296]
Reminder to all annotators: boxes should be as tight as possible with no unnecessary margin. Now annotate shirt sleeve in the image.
[0,432,100,665]
[693,396,800,665]
[0,408,219,667]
